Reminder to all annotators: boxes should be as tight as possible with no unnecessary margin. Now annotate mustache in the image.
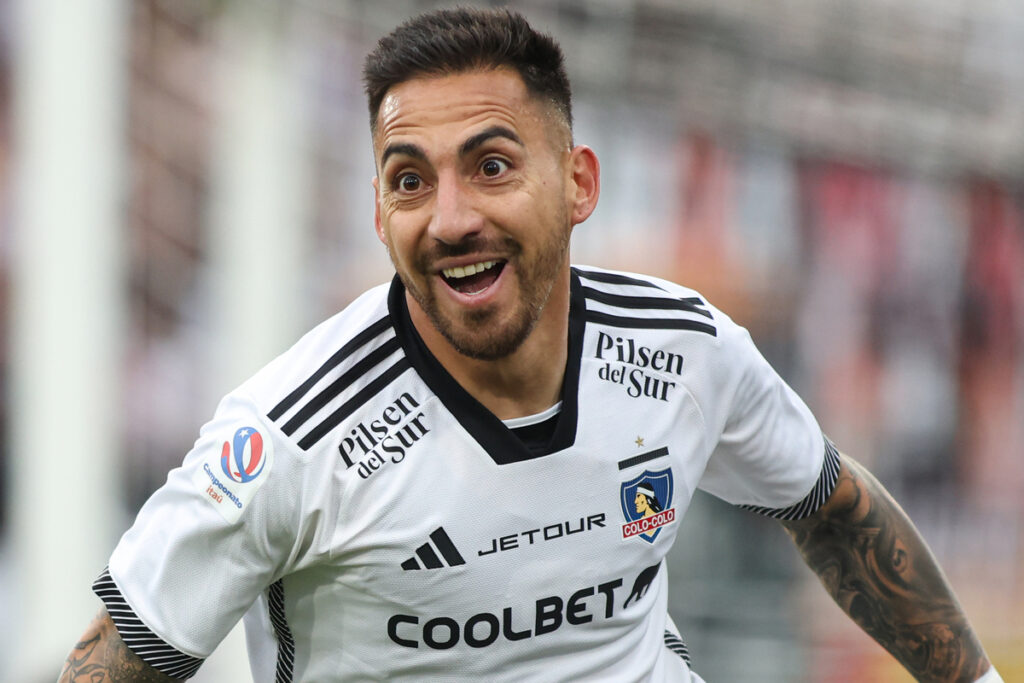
[418,235,521,265]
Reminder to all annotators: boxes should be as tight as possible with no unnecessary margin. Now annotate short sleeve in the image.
[93,567,204,678]
[696,318,837,518]
[96,391,301,676]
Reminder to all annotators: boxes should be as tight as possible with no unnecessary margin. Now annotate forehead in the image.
[374,68,553,157]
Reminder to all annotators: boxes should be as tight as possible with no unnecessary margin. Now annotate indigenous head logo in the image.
[221,427,268,484]
[620,468,676,543]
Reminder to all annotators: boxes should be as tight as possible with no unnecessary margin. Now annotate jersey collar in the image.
[387,271,585,464]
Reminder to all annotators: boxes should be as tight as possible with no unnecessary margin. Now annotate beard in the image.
[397,219,570,361]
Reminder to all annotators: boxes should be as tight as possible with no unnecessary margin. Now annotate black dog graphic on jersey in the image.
[623,562,661,607]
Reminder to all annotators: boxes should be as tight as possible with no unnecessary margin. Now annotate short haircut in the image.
[363,7,572,137]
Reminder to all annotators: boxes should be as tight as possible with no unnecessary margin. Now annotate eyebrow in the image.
[380,142,427,168]
[459,126,523,157]
[379,126,524,169]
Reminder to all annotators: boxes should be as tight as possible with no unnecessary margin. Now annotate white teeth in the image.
[442,260,497,280]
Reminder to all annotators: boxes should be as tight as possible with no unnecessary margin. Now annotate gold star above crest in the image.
[635,436,645,447]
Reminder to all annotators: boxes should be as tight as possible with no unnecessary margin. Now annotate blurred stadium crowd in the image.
[0,0,1021,680]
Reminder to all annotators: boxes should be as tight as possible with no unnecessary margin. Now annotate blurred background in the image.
[1,0,1021,680]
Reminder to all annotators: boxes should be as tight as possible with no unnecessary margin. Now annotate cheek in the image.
[525,175,569,217]
[379,219,424,270]
[507,186,558,229]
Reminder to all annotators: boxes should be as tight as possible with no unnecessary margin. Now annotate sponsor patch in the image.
[193,423,274,523]
[620,468,676,543]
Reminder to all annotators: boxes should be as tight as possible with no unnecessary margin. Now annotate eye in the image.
[396,173,422,193]
[480,158,509,178]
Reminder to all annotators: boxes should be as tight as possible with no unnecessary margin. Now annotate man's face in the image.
[372,68,579,360]
[635,491,649,515]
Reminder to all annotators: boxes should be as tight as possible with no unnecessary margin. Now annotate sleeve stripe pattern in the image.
[266,313,413,451]
[268,315,391,421]
[280,336,401,436]
[581,285,714,319]
[575,268,668,291]
[295,357,411,450]
[268,580,296,683]
[586,310,718,336]
[738,437,842,520]
[575,267,718,337]
[92,568,204,679]
[663,630,692,666]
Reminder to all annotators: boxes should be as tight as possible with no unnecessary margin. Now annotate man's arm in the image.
[58,607,178,683]
[781,453,992,682]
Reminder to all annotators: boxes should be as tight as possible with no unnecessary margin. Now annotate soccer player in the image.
[60,7,1001,682]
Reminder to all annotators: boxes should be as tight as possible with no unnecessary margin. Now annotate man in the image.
[60,7,1001,682]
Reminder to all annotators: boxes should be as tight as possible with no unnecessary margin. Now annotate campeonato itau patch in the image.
[192,422,274,523]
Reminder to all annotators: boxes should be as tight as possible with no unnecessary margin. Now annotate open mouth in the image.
[441,259,505,295]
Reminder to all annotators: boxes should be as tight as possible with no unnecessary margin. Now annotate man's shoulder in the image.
[572,264,764,369]
[572,264,704,300]
[239,281,398,418]
[572,264,727,338]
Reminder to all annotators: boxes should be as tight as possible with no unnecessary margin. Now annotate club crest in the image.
[620,468,676,543]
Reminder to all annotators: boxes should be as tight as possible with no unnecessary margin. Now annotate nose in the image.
[427,170,485,244]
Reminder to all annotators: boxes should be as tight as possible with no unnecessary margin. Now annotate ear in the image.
[567,145,600,226]
[373,176,386,244]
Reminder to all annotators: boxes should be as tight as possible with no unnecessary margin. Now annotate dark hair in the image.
[639,492,663,514]
[363,7,572,136]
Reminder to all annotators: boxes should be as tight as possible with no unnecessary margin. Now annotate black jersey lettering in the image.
[477,514,606,556]
[387,576,625,650]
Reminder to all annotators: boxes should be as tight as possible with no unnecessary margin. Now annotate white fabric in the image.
[974,667,1004,683]
[102,267,826,681]
[501,400,563,428]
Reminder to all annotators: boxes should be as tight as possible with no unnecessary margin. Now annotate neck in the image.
[408,273,571,421]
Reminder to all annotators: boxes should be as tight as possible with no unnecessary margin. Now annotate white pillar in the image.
[8,0,127,679]
[196,6,310,681]
[206,4,309,392]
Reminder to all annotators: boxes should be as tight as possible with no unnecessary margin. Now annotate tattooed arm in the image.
[781,453,993,683]
[58,607,179,683]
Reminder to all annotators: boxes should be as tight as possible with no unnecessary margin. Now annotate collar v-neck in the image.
[387,272,585,464]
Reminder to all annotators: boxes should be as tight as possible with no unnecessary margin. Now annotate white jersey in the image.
[96,266,839,682]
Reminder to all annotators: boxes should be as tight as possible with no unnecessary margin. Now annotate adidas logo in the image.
[401,527,466,570]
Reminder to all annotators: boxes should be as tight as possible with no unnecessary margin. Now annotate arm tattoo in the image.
[59,609,178,683]
[781,455,990,683]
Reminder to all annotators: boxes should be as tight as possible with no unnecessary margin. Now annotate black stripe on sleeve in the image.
[268,580,295,683]
[663,630,692,666]
[92,568,204,679]
[739,437,842,520]
[296,357,411,450]
[581,286,713,319]
[574,268,668,291]
[268,316,391,421]
[280,336,401,437]
[585,310,717,337]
